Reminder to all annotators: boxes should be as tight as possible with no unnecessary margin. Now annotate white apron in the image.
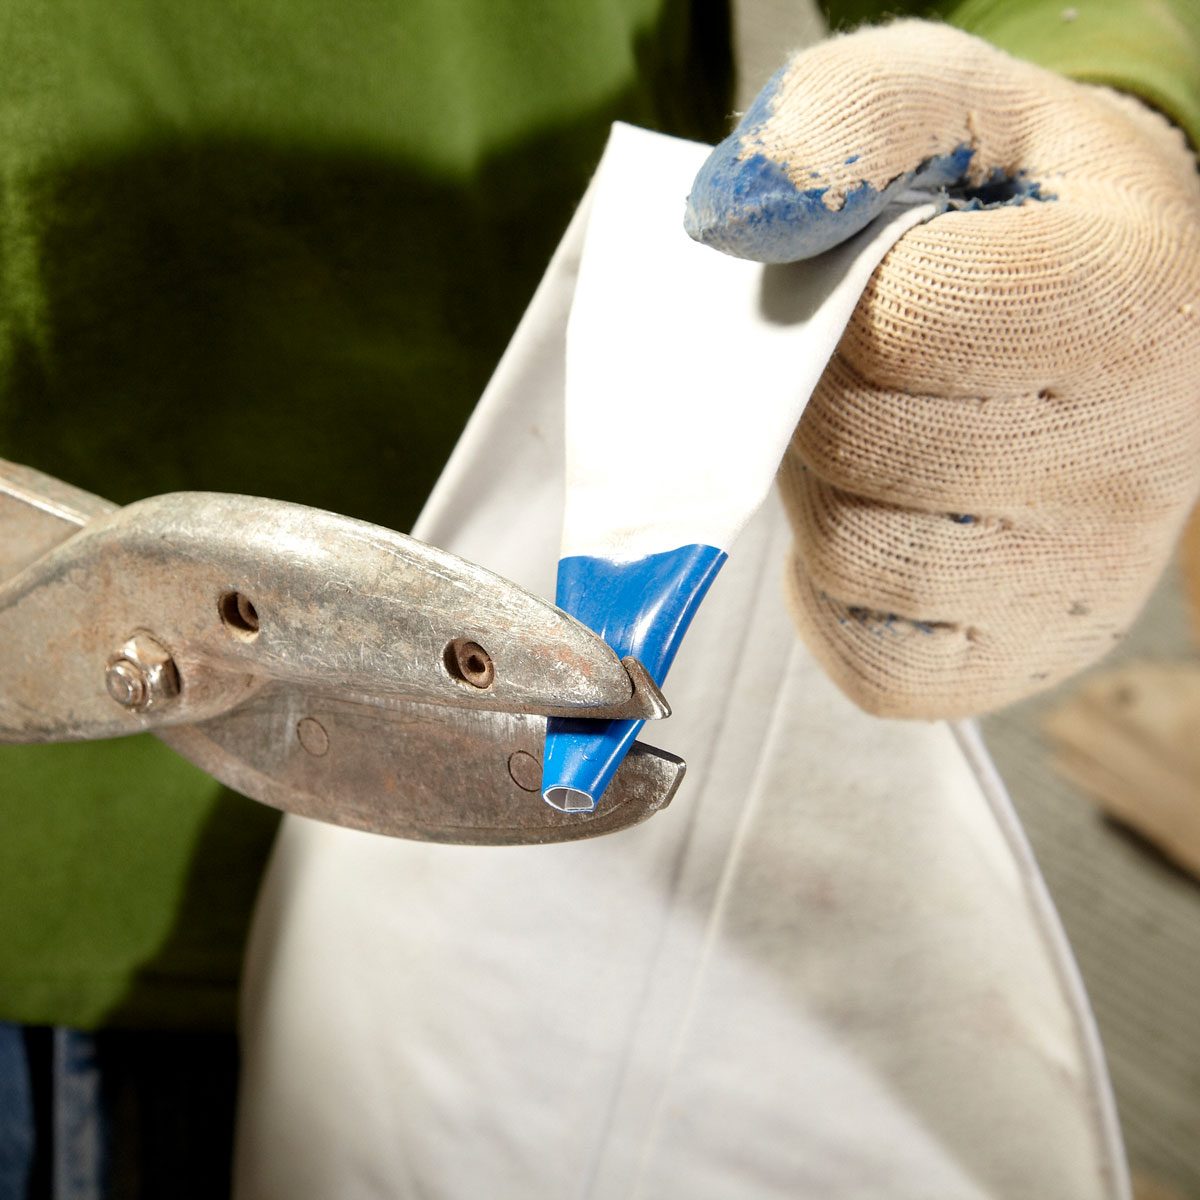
[233,128,1128,1200]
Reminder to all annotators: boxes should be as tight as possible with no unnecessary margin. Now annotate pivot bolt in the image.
[105,634,180,713]
[443,638,495,689]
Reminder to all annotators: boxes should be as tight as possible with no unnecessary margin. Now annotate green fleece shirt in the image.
[0,0,732,1030]
[0,0,1195,1031]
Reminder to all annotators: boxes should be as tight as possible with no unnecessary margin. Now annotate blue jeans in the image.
[0,1023,236,1200]
[0,1025,39,1199]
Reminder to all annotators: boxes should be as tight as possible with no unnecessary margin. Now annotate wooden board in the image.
[1182,503,1200,649]
[1044,660,1200,881]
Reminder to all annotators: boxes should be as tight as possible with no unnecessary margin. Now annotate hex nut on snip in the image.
[105,633,180,713]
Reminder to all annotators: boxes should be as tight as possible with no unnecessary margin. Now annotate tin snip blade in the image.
[0,459,680,845]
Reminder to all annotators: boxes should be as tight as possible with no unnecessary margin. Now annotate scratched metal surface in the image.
[0,461,682,845]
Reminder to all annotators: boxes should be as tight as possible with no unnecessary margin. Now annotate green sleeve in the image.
[0,0,732,1032]
[821,0,1200,151]
[947,0,1200,151]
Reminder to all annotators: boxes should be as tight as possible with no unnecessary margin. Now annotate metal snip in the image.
[0,459,682,845]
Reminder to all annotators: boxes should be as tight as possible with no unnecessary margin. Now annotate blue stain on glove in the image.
[542,545,726,811]
[684,68,978,263]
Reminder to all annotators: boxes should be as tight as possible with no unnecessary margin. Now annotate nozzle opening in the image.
[542,786,596,814]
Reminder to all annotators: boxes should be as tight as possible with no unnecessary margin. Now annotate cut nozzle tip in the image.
[542,786,597,814]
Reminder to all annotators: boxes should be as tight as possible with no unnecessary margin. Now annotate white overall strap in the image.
[730,0,827,111]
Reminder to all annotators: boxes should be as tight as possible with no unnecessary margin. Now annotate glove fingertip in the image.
[685,65,885,263]
[684,133,895,263]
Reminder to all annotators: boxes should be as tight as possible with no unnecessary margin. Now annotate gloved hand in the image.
[686,20,1200,719]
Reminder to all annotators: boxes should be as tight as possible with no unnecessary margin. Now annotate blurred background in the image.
[982,511,1200,1200]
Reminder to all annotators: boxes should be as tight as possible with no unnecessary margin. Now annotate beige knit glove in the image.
[686,21,1200,719]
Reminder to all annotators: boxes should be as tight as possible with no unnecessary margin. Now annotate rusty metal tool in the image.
[0,458,682,845]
